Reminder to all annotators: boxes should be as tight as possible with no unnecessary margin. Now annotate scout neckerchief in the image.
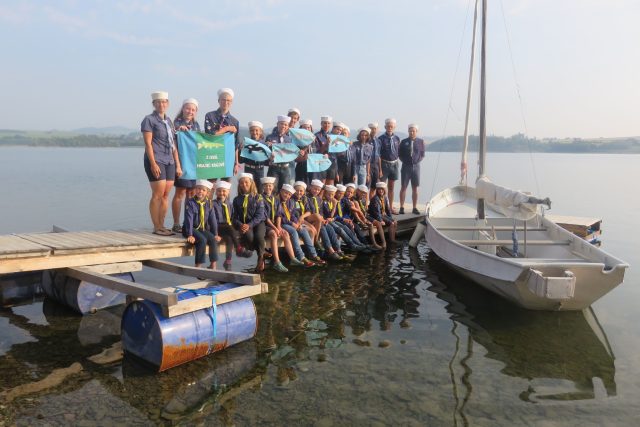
[336,199,343,217]
[282,199,291,221]
[162,117,174,153]
[196,198,206,230]
[358,197,367,213]
[221,200,231,225]
[312,196,320,214]
[242,194,249,223]
[265,194,276,222]
[325,199,334,218]
[378,195,386,216]
[296,196,306,215]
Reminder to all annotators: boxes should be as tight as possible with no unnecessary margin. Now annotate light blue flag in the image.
[289,128,315,148]
[241,137,271,163]
[178,131,235,179]
[271,142,300,163]
[328,134,350,153]
[307,153,332,173]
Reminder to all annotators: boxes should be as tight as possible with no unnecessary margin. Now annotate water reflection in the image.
[423,250,617,403]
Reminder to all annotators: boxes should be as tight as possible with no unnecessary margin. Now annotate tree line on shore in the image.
[1,130,639,153]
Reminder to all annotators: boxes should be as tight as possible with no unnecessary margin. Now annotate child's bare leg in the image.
[282,232,295,259]
[268,230,281,263]
[209,261,217,269]
[389,221,397,242]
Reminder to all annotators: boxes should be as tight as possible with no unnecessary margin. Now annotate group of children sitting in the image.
[183,173,398,273]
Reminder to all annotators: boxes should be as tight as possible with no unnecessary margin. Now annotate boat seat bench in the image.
[457,239,570,246]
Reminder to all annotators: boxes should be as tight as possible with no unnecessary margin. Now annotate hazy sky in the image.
[0,0,638,138]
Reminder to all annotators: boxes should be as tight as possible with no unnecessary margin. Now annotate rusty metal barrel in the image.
[121,283,257,371]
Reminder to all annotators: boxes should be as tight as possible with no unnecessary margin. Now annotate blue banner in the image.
[289,128,315,148]
[328,134,350,153]
[241,137,271,163]
[307,153,332,172]
[178,131,235,179]
[271,142,300,163]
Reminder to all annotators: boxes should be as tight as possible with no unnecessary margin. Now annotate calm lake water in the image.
[0,147,639,426]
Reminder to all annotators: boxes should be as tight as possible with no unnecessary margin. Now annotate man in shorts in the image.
[378,118,401,214]
[399,124,425,215]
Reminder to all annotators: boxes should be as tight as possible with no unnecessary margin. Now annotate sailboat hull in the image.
[424,185,628,311]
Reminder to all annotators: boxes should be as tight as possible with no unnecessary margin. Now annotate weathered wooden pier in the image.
[0,208,424,370]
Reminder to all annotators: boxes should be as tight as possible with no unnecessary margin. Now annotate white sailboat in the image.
[423,0,628,311]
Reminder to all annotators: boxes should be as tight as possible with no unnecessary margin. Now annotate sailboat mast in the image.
[460,0,479,186]
[477,0,487,219]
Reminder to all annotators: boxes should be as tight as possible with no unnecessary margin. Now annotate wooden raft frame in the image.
[63,259,267,318]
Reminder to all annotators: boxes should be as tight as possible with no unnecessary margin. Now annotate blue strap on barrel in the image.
[173,287,220,343]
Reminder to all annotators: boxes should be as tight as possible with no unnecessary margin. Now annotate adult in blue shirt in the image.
[204,88,240,180]
[399,124,426,215]
[311,115,332,182]
[378,118,401,214]
[141,91,182,236]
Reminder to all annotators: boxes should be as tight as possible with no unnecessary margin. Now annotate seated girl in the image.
[368,182,397,244]
[232,173,267,272]
[183,179,220,269]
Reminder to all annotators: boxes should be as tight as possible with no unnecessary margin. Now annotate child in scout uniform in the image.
[232,173,267,272]
[293,181,344,261]
[242,120,267,183]
[307,179,343,253]
[368,182,397,244]
[266,115,295,190]
[344,183,382,249]
[171,98,201,233]
[278,184,324,267]
[335,184,381,252]
[356,184,387,249]
[323,185,370,253]
[212,180,252,270]
[261,176,300,272]
[183,180,220,269]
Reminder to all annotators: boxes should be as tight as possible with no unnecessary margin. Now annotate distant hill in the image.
[427,134,640,154]
[73,126,137,135]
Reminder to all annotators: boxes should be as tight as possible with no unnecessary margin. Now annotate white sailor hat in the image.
[277,115,292,123]
[358,127,370,134]
[216,180,232,190]
[324,184,337,192]
[335,184,347,192]
[281,184,295,194]
[321,115,333,123]
[260,176,276,184]
[300,119,313,126]
[334,122,345,129]
[239,172,253,180]
[346,183,356,189]
[343,126,350,133]
[368,122,379,128]
[151,91,169,101]
[182,98,199,108]
[384,118,397,125]
[288,107,301,116]
[357,184,369,192]
[248,120,263,129]
[408,123,419,131]
[217,88,234,98]
[195,179,213,189]
[294,181,307,189]
[311,179,324,188]
[376,182,387,189]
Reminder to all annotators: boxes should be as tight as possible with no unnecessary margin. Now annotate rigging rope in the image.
[498,0,541,196]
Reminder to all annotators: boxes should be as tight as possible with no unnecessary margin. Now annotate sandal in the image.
[153,228,172,236]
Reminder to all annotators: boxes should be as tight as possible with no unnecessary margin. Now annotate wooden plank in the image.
[0,245,190,275]
[64,266,178,306]
[458,239,571,246]
[546,214,601,228]
[83,262,143,275]
[162,283,266,317]
[0,235,51,257]
[143,259,261,286]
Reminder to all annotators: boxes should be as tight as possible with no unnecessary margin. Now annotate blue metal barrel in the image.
[121,283,257,371]
[41,270,128,314]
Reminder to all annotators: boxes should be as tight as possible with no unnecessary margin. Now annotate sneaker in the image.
[273,262,289,273]
[311,256,326,266]
[289,257,305,266]
[398,207,405,215]
[328,252,342,261]
[300,257,315,268]
[236,247,253,258]
[412,207,421,215]
[171,224,183,233]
